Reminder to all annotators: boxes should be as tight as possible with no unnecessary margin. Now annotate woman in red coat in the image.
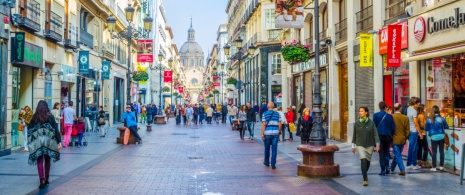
[285,107,295,141]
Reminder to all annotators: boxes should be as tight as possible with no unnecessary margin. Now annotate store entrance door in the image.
[44,72,53,110]
[339,63,348,141]
[113,77,124,124]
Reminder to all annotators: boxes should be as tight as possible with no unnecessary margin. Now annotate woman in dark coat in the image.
[27,100,62,189]
[296,108,313,144]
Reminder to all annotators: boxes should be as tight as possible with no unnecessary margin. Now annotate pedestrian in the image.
[406,97,422,170]
[146,103,153,125]
[122,104,142,144]
[351,106,380,186]
[416,104,429,168]
[425,105,448,172]
[97,106,106,137]
[372,101,395,175]
[198,104,204,124]
[221,103,228,123]
[285,106,295,141]
[260,101,268,119]
[27,100,62,189]
[276,107,287,142]
[298,103,306,119]
[246,102,256,140]
[140,104,147,124]
[228,104,237,126]
[74,117,86,147]
[174,105,181,125]
[186,105,193,126]
[296,108,313,144]
[62,101,77,148]
[216,104,222,124]
[390,103,410,176]
[193,104,199,125]
[51,102,61,134]
[19,105,33,152]
[238,105,247,140]
[206,106,214,124]
[182,105,187,125]
[164,106,171,122]
[133,102,139,123]
[261,101,281,169]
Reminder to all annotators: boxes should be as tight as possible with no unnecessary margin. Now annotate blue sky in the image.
[163,0,228,58]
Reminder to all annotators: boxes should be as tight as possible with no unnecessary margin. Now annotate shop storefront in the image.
[404,2,465,170]
[60,64,76,111]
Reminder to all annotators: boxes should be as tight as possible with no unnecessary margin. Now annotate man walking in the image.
[221,103,228,124]
[246,102,256,139]
[123,104,142,144]
[186,105,193,126]
[174,105,181,125]
[261,101,281,169]
[391,103,410,175]
[198,104,205,124]
[193,104,199,125]
[373,101,395,175]
[228,104,237,126]
[62,101,77,147]
[406,97,422,169]
[146,103,152,125]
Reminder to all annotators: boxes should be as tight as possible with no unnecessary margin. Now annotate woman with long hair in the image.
[27,100,62,189]
[97,106,106,137]
[237,105,248,140]
[416,104,429,168]
[425,105,448,171]
[296,108,313,144]
[51,102,61,133]
[352,106,380,186]
[19,105,33,152]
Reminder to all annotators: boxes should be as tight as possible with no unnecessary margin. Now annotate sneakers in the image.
[362,181,368,186]
[430,167,437,172]
[288,138,293,141]
[263,163,269,167]
[439,166,444,171]
[412,165,420,170]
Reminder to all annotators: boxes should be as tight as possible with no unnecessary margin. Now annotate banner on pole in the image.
[137,39,153,62]
[359,34,373,67]
[213,82,220,87]
[79,50,90,73]
[178,87,184,93]
[164,70,173,83]
[275,0,304,28]
[387,24,402,67]
[101,61,111,80]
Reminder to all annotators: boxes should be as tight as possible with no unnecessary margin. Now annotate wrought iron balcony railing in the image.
[356,5,373,33]
[335,18,347,43]
[44,11,63,42]
[80,28,94,48]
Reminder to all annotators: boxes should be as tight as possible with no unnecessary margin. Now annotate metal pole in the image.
[221,74,223,104]
[126,25,132,105]
[309,0,326,146]
[171,80,173,107]
[158,67,162,115]
[238,53,241,106]
[392,68,396,112]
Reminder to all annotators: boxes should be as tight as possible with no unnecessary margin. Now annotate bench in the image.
[116,126,140,144]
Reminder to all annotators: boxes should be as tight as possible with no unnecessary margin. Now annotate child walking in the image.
[74,117,86,148]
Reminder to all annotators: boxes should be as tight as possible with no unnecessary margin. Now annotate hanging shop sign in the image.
[11,32,25,63]
[271,85,282,93]
[291,53,327,73]
[274,0,304,28]
[101,61,111,80]
[137,39,154,62]
[213,82,220,87]
[164,70,173,83]
[387,24,402,67]
[11,33,43,68]
[60,64,76,83]
[178,86,184,93]
[359,34,373,67]
[379,21,408,54]
[427,7,465,34]
[78,51,90,74]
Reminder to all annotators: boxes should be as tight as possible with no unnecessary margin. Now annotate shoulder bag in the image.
[265,111,279,134]
[376,113,387,128]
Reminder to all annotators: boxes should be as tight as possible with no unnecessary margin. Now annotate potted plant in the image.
[173,92,179,96]
[162,86,170,92]
[177,95,183,99]
[226,77,237,85]
[281,40,311,65]
[208,94,213,98]
[132,71,149,81]
[213,90,219,94]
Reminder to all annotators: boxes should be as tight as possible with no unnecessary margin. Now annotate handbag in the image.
[289,123,296,133]
[98,118,106,125]
[17,123,24,131]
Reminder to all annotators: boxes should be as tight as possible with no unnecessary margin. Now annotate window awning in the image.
[402,44,465,63]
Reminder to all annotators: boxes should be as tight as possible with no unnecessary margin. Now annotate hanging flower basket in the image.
[281,40,311,65]
[177,95,183,98]
[213,90,219,94]
[173,92,179,96]
[132,71,149,81]
[208,94,213,98]
[226,77,237,85]
[162,86,170,92]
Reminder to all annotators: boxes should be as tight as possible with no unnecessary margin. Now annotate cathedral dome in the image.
[180,41,203,54]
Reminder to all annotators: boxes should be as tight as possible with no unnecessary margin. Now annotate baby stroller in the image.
[70,124,88,147]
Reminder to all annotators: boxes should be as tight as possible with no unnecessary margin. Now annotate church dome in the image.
[180,41,203,54]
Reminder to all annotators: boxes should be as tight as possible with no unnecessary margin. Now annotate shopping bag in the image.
[289,123,296,133]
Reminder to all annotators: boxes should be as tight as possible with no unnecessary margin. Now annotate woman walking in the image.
[285,106,295,141]
[51,103,61,134]
[238,105,248,140]
[164,106,171,122]
[27,100,62,189]
[296,108,313,144]
[277,107,287,141]
[425,105,448,171]
[97,106,106,137]
[140,105,147,123]
[352,106,380,186]
[416,104,429,168]
[19,105,33,152]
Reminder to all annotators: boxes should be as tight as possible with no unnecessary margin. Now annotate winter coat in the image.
[297,116,313,140]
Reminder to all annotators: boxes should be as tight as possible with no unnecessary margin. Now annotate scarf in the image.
[27,122,60,165]
[360,117,368,124]
[303,115,310,121]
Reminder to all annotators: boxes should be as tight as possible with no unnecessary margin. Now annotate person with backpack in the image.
[27,100,62,189]
[372,101,395,175]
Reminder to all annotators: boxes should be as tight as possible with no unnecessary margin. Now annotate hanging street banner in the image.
[359,34,373,67]
[378,21,408,54]
[387,24,402,67]
[79,50,90,74]
[178,86,184,93]
[213,82,220,87]
[11,32,25,63]
[137,39,153,62]
[275,0,304,28]
[101,61,111,80]
[164,70,173,83]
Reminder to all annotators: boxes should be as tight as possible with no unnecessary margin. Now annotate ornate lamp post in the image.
[106,4,153,105]
[150,53,172,115]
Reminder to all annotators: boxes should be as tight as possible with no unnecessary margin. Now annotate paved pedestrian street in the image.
[1,121,465,195]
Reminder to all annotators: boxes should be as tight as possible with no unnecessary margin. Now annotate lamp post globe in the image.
[125,4,135,22]
[106,15,116,32]
[223,44,230,56]
[235,37,243,48]
[220,63,225,70]
[143,14,153,31]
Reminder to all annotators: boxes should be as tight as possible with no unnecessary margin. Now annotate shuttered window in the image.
[355,62,374,116]
[304,72,312,108]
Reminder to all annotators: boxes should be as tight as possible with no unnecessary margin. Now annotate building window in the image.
[20,0,40,24]
[48,11,63,34]
[191,59,194,66]
[271,54,282,75]
[265,9,275,29]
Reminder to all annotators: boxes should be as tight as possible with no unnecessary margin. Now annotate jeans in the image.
[78,132,84,146]
[193,115,198,124]
[23,125,29,151]
[37,155,51,179]
[431,139,445,168]
[407,132,419,166]
[176,115,181,125]
[222,113,227,123]
[229,115,235,125]
[147,114,153,125]
[199,114,204,123]
[128,125,141,141]
[417,135,429,161]
[187,115,192,125]
[281,124,287,141]
[379,135,392,171]
[390,144,405,172]
[207,116,212,124]
[288,124,293,139]
[247,121,254,137]
[264,135,279,167]
[182,115,187,124]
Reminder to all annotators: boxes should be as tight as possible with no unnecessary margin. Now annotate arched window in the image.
[191,78,198,85]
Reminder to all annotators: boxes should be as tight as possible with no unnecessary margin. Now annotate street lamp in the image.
[150,52,166,115]
[216,63,228,105]
[223,37,255,106]
[106,4,153,105]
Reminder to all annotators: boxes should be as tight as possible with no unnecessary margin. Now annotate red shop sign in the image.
[213,82,220,87]
[178,87,184,93]
[387,24,402,67]
[432,58,442,67]
[379,21,408,55]
[163,70,173,83]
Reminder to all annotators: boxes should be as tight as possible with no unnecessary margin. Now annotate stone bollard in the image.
[154,115,166,124]
[146,125,152,131]
[297,144,340,178]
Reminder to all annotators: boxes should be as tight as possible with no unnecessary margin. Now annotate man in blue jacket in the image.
[373,101,395,175]
[123,104,142,144]
[133,102,139,123]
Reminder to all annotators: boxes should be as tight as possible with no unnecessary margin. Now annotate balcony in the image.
[305,37,314,53]
[268,29,280,41]
[335,18,347,43]
[44,11,63,42]
[384,0,407,25]
[64,26,79,49]
[356,5,373,33]
[319,29,327,40]
[14,1,41,33]
[80,29,94,48]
